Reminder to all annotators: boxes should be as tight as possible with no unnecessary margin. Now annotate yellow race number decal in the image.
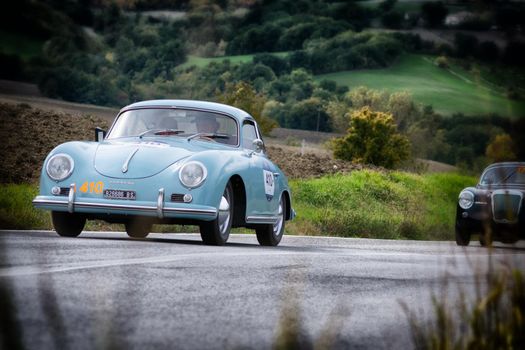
[79,181,104,194]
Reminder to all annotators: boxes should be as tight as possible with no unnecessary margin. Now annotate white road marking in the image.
[0,251,299,277]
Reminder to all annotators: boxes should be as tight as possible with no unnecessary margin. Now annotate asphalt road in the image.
[1,230,525,350]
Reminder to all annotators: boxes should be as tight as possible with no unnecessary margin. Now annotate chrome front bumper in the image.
[33,186,218,221]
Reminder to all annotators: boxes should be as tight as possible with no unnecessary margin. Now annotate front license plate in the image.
[103,189,136,200]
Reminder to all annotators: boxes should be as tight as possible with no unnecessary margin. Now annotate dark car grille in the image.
[171,193,185,202]
[492,193,522,223]
[59,187,70,196]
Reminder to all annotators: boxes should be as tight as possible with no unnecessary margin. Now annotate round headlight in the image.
[179,161,207,188]
[458,190,475,210]
[46,153,74,181]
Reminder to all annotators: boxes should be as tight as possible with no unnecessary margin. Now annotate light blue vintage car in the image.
[33,100,295,246]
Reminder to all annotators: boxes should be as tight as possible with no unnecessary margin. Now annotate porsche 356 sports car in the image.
[33,100,295,246]
[455,162,525,246]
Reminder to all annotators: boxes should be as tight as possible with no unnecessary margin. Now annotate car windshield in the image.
[107,108,238,146]
[480,165,525,185]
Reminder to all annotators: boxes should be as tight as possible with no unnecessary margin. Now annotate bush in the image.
[435,56,449,69]
[332,107,411,168]
[486,134,517,163]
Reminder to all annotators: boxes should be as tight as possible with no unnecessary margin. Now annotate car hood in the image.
[94,140,193,178]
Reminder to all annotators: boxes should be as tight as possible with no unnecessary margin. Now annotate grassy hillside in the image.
[315,54,525,117]
[287,170,476,240]
[182,52,289,68]
[1,171,476,241]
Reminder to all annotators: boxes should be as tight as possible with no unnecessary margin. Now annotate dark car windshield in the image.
[480,165,525,185]
[107,108,238,146]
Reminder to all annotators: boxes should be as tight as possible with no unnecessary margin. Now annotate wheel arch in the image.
[230,174,247,228]
[282,190,292,221]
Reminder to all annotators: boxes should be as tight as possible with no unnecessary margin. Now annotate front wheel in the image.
[51,211,86,237]
[200,182,233,246]
[455,226,470,246]
[256,196,286,246]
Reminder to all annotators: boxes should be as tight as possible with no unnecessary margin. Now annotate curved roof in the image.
[122,99,253,121]
[484,162,525,169]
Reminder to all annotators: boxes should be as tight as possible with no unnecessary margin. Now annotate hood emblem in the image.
[122,148,139,173]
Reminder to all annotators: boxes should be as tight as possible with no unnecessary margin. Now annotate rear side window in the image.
[242,122,258,150]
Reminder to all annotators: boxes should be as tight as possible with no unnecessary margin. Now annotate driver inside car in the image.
[195,115,220,134]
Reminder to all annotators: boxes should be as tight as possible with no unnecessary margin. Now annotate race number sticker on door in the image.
[263,170,275,201]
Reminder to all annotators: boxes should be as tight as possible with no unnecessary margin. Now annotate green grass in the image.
[1,171,475,240]
[0,183,51,230]
[0,30,44,60]
[316,54,525,118]
[181,52,289,68]
[286,170,476,240]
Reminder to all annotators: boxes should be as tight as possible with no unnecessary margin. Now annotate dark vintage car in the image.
[455,162,525,246]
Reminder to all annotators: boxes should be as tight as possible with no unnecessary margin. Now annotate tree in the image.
[379,0,397,13]
[287,98,331,131]
[332,107,411,168]
[478,41,499,62]
[421,2,448,28]
[253,53,290,76]
[382,11,404,29]
[216,81,277,135]
[486,134,517,163]
[454,33,478,58]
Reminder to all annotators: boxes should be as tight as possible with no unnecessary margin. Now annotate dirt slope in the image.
[0,103,111,183]
[1,102,369,184]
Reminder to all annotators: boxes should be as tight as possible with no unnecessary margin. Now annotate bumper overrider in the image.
[33,184,218,221]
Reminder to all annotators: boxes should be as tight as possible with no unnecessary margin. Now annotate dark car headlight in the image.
[179,161,207,188]
[458,190,475,210]
[46,153,74,181]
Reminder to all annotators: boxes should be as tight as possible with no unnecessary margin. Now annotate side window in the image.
[242,122,257,149]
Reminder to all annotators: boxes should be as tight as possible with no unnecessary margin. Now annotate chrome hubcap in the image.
[218,193,231,236]
[273,198,284,236]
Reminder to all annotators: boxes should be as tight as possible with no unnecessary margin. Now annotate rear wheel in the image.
[51,211,86,237]
[455,226,470,246]
[256,195,286,246]
[200,182,233,246]
[125,218,152,238]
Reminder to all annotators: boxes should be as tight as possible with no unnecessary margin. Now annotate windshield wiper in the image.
[138,129,184,138]
[187,133,230,141]
[496,170,517,185]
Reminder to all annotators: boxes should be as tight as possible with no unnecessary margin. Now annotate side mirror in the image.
[253,139,264,153]
[95,127,106,142]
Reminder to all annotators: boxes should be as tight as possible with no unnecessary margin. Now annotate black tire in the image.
[256,195,286,247]
[51,211,86,237]
[455,226,470,246]
[125,218,152,238]
[200,182,233,246]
